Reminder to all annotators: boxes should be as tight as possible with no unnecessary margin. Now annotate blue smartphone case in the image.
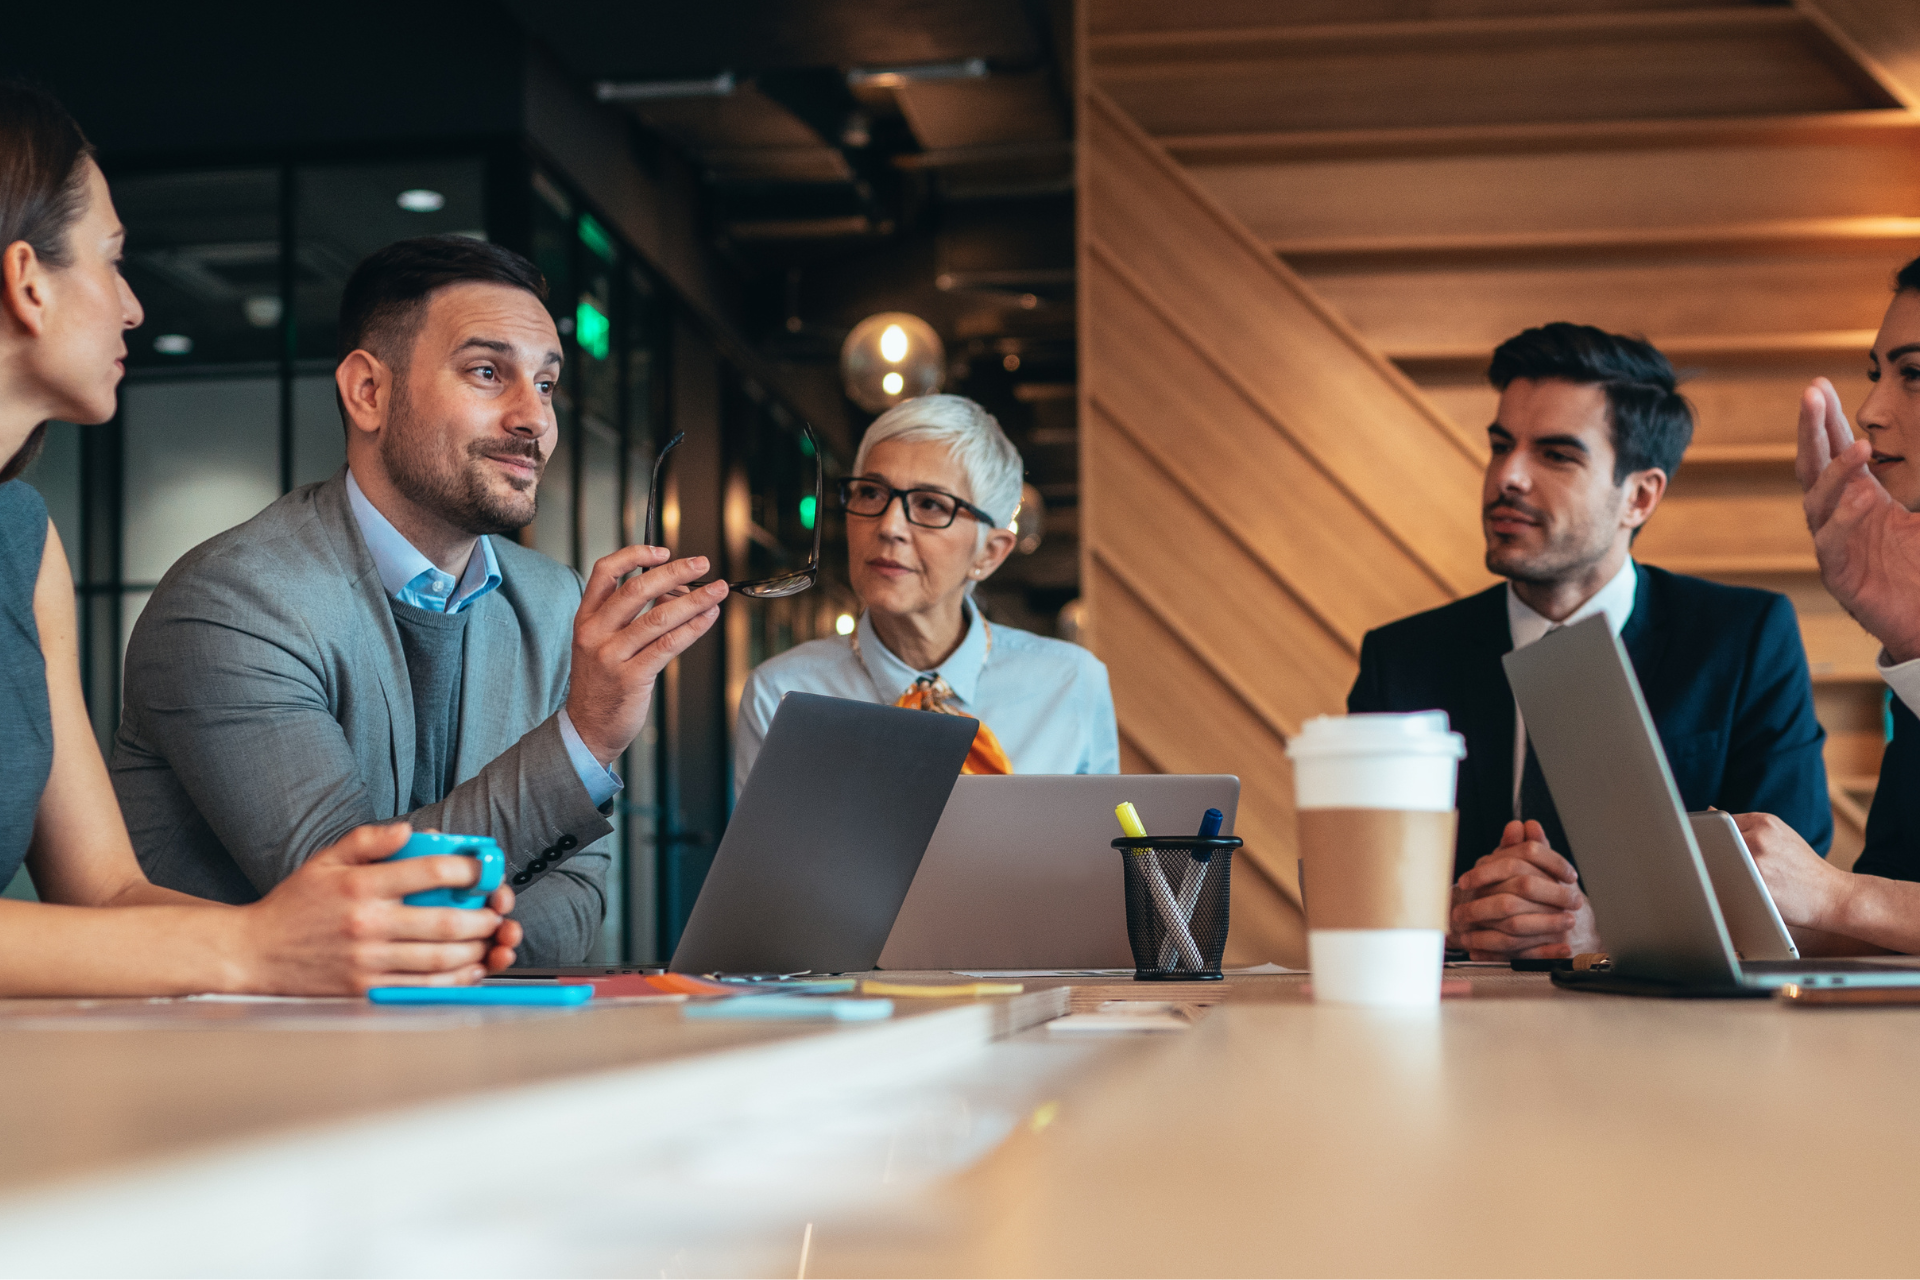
[367,984,594,1006]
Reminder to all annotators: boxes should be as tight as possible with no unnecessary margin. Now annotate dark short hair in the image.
[0,80,95,484]
[336,235,548,369]
[1487,322,1694,483]
[1896,254,1920,294]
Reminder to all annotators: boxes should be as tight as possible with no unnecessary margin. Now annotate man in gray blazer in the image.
[111,237,727,964]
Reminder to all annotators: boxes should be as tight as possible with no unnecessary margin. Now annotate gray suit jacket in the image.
[111,468,612,964]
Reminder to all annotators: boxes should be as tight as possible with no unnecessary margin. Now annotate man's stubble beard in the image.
[1483,495,1623,589]
[380,377,544,536]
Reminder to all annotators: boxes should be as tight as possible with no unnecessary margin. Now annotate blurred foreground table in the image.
[3,972,1918,1276]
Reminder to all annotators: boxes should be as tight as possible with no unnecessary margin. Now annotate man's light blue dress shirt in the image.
[345,470,620,807]
[733,602,1118,796]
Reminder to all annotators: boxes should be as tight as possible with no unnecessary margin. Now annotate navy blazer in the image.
[1858,695,1917,881]
[1346,563,1832,878]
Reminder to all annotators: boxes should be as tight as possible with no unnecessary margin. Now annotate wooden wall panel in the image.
[1086,287,1469,643]
[1303,255,1896,356]
[1633,491,1813,572]
[1798,0,1920,108]
[1083,409,1361,731]
[1191,136,1920,246]
[1091,0,1732,35]
[1094,13,1889,137]
[1084,91,1489,596]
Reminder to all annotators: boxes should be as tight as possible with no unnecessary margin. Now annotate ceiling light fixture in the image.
[397,189,446,213]
[596,71,736,102]
[842,312,944,413]
[847,58,987,90]
[153,334,193,356]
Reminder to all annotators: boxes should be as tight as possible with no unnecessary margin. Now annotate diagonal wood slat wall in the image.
[1078,88,1495,965]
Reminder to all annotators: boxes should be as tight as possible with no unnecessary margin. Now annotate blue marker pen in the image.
[1160,808,1226,968]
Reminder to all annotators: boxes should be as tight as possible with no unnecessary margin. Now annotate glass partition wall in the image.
[7,148,820,961]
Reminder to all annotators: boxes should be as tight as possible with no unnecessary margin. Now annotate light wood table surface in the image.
[820,971,1920,1277]
[0,984,1064,1198]
[6,970,1915,1276]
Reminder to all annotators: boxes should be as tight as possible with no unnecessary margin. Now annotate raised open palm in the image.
[1798,377,1920,664]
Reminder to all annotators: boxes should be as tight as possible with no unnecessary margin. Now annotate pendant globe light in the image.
[841,312,944,412]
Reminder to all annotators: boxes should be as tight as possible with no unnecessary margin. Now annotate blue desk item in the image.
[385,833,505,909]
[1197,808,1225,841]
[368,983,592,1006]
[683,996,893,1021]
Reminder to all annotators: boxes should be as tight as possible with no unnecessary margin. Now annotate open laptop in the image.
[1504,615,1920,995]
[1689,811,1798,962]
[877,774,1240,970]
[668,692,978,975]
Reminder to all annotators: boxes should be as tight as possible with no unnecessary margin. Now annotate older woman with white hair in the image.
[735,394,1117,789]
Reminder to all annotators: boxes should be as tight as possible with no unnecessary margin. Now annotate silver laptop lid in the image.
[877,774,1241,971]
[669,692,978,975]
[1502,615,1743,985]
[1688,811,1798,962]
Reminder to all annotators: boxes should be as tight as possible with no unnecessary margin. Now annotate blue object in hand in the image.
[384,832,505,909]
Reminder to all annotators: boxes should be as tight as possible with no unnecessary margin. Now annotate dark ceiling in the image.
[507,0,1082,630]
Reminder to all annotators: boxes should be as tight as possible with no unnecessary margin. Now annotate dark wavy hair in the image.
[0,81,95,484]
[1487,322,1694,484]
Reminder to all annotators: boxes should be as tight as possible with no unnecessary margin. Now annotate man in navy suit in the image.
[1348,323,1830,961]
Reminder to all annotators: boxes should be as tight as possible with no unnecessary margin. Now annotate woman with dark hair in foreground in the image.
[0,80,521,993]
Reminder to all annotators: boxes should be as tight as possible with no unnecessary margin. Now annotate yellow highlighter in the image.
[860,980,1024,998]
[1114,800,1206,970]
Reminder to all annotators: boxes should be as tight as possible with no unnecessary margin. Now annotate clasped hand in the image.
[1449,820,1599,960]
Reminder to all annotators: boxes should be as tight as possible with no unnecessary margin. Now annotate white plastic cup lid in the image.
[1285,712,1466,761]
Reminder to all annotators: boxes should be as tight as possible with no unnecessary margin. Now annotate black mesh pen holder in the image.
[1110,836,1242,981]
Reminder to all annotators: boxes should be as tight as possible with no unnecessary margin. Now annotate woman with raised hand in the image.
[735,393,1116,789]
[0,80,520,994]
[1742,251,1920,954]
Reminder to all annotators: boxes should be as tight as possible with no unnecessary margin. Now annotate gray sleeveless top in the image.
[0,480,53,888]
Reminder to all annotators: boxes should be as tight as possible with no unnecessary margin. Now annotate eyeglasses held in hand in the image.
[836,477,998,530]
[642,423,823,599]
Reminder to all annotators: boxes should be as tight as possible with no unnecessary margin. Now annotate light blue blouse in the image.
[734,605,1119,795]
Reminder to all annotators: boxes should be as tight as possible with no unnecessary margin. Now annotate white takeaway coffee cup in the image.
[1287,713,1466,1007]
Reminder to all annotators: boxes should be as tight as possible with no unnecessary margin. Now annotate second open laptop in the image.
[876,774,1241,970]
[668,692,978,976]
[1504,615,1920,995]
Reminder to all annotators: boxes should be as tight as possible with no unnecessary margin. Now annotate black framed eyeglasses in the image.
[836,477,997,530]
[641,422,822,600]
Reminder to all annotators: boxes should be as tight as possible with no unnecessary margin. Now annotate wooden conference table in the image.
[0,970,1917,1276]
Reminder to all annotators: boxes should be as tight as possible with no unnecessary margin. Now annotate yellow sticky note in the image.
[860,980,1024,998]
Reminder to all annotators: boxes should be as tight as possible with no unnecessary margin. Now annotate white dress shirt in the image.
[1879,648,1920,718]
[733,602,1119,796]
[1506,557,1639,815]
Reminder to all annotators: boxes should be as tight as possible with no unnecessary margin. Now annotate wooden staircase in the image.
[1080,0,1920,963]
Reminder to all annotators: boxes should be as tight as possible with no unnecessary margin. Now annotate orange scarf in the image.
[893,673,1012,775]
